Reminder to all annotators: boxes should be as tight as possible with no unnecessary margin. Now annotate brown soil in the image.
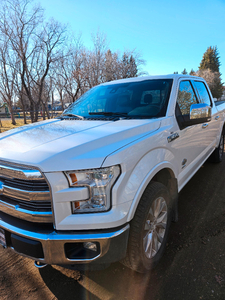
[1,158,225,300]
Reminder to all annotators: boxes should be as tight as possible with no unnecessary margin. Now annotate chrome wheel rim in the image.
[143,197,168,258]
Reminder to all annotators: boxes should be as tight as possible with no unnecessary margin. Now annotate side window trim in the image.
[189,80,200,104]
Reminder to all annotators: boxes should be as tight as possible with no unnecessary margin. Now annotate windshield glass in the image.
[62,79,173,119]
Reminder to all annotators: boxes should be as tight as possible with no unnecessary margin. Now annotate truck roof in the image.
[102,74,203,85]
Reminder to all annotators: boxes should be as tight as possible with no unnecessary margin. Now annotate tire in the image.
[210,133,224,163]
[121,181,172,273]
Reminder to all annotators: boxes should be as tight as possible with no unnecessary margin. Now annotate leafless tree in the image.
[67,38,86,102]
[0,1,146,124]
[0,36,18,124]
[81,31,108,89]
[0,0,42,121]
[56,49,83,104]
[14,67,29,124]
[53,35,90,104]
[54,60,66,110]
[0,0,67,122]
[196,69,223,99]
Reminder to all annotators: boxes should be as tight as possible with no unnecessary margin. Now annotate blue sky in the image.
[38,0,225,82]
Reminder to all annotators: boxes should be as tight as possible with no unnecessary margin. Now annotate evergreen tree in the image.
[121,53,138,78]
[121,53,129,78]
[129,55,138,77]
[181,68,188,75]
[199,46,220,72]
[189,69,196,76]
[199,46,223,98]
[104,49,114,82]
[104,49,120,82]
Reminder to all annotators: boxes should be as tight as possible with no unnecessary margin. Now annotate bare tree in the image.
[46,73,57,118]
[0,36,17,124]
[0,2,146,123]
[81,31,108,89]
[0,0,43,121]
[54,35,89,103]
[31,19,66,121]
[0,0,67,122]
[56,46,84,105]
[14,70,29,124]
[54,60,66,110]
[196,69,223,99]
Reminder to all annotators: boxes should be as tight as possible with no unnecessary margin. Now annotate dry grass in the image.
[0,112,62,133]
[0,118,37,133]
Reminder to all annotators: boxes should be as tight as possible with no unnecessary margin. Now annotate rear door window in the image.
[194,81,212,106]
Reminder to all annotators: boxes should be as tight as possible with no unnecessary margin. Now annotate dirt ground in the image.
[1,158,225,300]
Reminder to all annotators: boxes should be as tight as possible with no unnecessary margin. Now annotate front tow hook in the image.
[34,261,48,268]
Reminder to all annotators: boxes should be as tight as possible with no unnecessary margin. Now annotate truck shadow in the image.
[39,263,162,300]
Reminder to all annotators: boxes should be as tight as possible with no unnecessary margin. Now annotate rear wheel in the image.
[122,182,172,273]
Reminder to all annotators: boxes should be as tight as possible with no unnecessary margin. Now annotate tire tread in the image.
[121,181,171,273]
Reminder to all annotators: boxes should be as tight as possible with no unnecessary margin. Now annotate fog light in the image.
[83,242,97,252]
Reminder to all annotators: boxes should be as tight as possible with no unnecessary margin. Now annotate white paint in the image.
[1,74,224,231]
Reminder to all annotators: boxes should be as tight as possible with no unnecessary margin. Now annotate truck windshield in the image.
[62,79,173,119]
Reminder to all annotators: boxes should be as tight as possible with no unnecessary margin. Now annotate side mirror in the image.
[177,103,211,129]
[190,103,211,121]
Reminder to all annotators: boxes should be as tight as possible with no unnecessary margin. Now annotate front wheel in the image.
[121,182,172,273]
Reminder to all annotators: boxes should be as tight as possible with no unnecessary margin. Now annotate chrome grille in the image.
[0,162,52,223]
[3,177,49,191]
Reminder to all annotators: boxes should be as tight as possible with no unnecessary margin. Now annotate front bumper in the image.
[0,214,130,266]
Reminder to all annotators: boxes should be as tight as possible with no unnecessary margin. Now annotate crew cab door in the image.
[192,80,220,154]
[171,80,211,189]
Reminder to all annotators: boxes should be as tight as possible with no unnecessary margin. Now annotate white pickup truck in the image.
[0,74,224,273]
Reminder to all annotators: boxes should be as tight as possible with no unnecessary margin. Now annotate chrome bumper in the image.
[0,217,130,265]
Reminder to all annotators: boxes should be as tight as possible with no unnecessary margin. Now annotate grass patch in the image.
[0,112,62,132]
[0,118,38,132]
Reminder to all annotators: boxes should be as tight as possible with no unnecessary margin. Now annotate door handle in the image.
[202,123,208,129]
[215,116,220,120]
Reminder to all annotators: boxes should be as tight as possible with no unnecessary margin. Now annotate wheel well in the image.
[152,169,177,199]
[151,168,178,221]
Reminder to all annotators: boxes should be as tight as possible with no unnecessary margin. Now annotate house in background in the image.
[0,103,8,115]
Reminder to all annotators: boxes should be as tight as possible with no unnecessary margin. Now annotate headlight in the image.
[65,165,120,213]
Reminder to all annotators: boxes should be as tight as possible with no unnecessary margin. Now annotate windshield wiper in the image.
[61,113,84,120]
[89,112,128,117]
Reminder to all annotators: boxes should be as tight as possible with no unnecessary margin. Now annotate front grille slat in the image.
[2,184,50,202]
[0,196,52,211]
[3,178,49,191]
[0,162,52,223]
[18,201,52,211]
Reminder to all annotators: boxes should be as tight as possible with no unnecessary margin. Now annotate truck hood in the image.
[0,118,161,172]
